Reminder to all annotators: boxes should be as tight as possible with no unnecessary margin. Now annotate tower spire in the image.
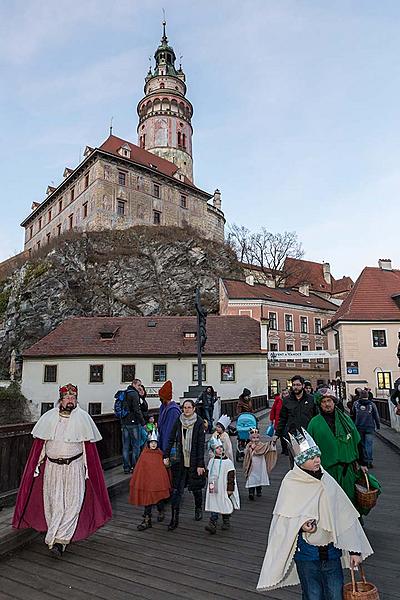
[162,9,167,44]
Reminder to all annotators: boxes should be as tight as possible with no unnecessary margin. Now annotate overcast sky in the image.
[1,0,400,280]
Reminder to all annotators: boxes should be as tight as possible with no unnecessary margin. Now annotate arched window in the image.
[177,131,181,146]
[182,133,186,148]
[160,82,165,89]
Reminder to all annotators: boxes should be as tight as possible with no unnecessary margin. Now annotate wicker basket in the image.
[343,566,380,599]
[355,472,378,511]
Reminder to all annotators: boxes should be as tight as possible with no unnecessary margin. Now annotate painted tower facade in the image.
[137,22,194,182]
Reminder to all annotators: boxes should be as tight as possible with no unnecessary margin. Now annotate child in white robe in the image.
[209,414,234,463]
[244,427,277,500]
[204,437,240,534]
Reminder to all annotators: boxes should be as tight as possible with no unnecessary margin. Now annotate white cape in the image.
[257,465,373,592]
[31,406,102,443]
[205,457,240,514]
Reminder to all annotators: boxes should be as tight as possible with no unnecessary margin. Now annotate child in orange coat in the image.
[129,430,171,530]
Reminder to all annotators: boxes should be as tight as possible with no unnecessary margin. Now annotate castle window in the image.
[38,217,42,231]
[69,214,73,229]
[160,82,165,89]
[153,183,160,198]
[48,209,52,222]
[59,199,63,213]
[177,131,181,146]
[29,226,33,240]
[70,187,75,202]
[57,224,62,236]
[153,210,161,225]
[117,200,125,216]
[37,240,41,249]
[83,202,88,218]
[182,133,186,148]
[46,232,51,244]
[180,195,187,209]
[84,173,89,189]
[118,171,126,186]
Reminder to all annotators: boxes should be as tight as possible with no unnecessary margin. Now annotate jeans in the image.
[122,424,141,471]
[204,406,213,433]
[359,430,374,464]
[295,558,344,600]
[210,512,230,523]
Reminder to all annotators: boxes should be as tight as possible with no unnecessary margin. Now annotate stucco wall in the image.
[22,354,268,419]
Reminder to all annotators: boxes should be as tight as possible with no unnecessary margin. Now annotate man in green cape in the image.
[307,388,367,504]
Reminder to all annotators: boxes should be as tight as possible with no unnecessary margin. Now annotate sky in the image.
[1,0,400,281]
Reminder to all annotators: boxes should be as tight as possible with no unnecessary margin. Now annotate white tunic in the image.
[209,431,234,463]
[245,454,270,488]
[205,457,240,515]
[43,416,85,547]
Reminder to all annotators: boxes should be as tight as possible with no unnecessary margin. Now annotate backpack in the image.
[114,389,129,419]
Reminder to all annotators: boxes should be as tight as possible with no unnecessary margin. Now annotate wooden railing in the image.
[0,395,268,507]
[373,398,391,426]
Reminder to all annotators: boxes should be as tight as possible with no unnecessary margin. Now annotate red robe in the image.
[129,447,171,506]
[12,439,112,541]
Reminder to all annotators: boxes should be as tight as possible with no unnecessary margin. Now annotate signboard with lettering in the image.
[346,361,359,375]
[267,350,338,360]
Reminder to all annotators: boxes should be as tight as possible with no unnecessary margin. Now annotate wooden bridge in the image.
[0,420,399,599]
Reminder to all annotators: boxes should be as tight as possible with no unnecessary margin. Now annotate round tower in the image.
[137,21,194,182]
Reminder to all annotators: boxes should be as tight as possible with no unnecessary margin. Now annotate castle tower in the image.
[137,21,194,182]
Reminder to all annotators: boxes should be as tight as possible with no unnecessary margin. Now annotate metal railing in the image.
[373,398,391,426]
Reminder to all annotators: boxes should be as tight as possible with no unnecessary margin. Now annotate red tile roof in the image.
[327,267,400,325]
[99,135,199,190]
[23,315,262,358]
[284,257,353,295]
[222,279,338,312]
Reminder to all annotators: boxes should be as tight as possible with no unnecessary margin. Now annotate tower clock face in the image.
[155,118,168,146]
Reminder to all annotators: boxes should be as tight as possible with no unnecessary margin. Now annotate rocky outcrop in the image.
[0,226,242,377]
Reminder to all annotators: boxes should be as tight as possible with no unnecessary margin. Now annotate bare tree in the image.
[227,224,305,287]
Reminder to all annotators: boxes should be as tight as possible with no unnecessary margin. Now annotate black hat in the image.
[242,388,251,396]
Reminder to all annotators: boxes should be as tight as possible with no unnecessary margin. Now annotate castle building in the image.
[20,23,224,254]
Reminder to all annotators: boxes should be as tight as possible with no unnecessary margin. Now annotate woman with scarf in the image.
[236,388,253,415]
[307,388,367,505]
[163,399,206,531]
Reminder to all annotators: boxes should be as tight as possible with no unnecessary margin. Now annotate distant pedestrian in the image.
[236,388,253,415]
[121,379,146,474]
[269,391,288,455]
[157,380,181,454]
[304,380,313,396]
[353,390,380,468]
[198,386,217,433]
[274,375,317,467]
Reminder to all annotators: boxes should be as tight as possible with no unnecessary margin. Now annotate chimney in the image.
[322,262,331,284]
[299,283,310,296]
[378,258,392,271]
[246,274,254,286]
[213,189,221,210]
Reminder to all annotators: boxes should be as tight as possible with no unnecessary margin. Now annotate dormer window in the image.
[118,144,131,159]
[99,327,119,340]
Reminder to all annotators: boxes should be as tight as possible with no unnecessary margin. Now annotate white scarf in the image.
[257,465,373,592]
[180,412,197,468]
[31,405,102,442]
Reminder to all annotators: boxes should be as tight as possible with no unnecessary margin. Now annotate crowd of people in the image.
[12,374,383,600]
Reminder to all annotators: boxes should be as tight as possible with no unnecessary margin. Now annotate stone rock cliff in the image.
[0,227,242,377]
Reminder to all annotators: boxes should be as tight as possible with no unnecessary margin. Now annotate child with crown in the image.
[243,427,277,500]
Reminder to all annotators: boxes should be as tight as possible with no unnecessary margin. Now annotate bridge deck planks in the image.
[0,434,399,599]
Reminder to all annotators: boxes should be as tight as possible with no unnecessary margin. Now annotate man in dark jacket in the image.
[274,375,317,467]
[353,390,380,468]
[121,379,146,474]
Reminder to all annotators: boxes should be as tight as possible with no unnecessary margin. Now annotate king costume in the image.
[257,429,373,597]
[12,384,112,557]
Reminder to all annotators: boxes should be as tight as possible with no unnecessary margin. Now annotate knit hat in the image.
[314,387,337,405]
[158,380,172,402]
[242,388,251,397]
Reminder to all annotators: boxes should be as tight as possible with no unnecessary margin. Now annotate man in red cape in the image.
[12,384,112,558]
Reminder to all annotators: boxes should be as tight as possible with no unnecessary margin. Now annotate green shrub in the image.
[23,262,49,285]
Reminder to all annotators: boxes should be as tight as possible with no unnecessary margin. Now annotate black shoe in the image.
[123,469,130,474]
[137,517,152,531]
[221,517,230,531]
[168,508,179,531]
[50,543,63,559]
[256,490,262,498]
[249,493,255,501]
[195,508,203,521]
[205,520,217,534]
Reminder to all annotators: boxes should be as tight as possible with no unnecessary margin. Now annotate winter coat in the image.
[269,396,283,429]
[121,386,145,427]
[353,399,380,432]
[164,415,206,491]
[276,391,317,437]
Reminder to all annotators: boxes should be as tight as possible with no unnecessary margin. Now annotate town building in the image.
[20,23,224,254]
[219,277,339,395]
[21,315,268,418]
[324,259,400,398]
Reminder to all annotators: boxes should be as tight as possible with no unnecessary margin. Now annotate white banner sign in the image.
[267,350,338,360]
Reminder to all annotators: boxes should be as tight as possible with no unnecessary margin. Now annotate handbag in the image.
[265,423,275,438]
[343,565,379,599]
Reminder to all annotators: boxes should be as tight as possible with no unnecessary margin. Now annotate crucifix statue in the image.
[195,287,207,387]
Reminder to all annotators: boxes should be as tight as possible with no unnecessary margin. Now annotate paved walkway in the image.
[0,430,399,599]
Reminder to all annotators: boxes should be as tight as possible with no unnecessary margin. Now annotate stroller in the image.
[235,412,258,462]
